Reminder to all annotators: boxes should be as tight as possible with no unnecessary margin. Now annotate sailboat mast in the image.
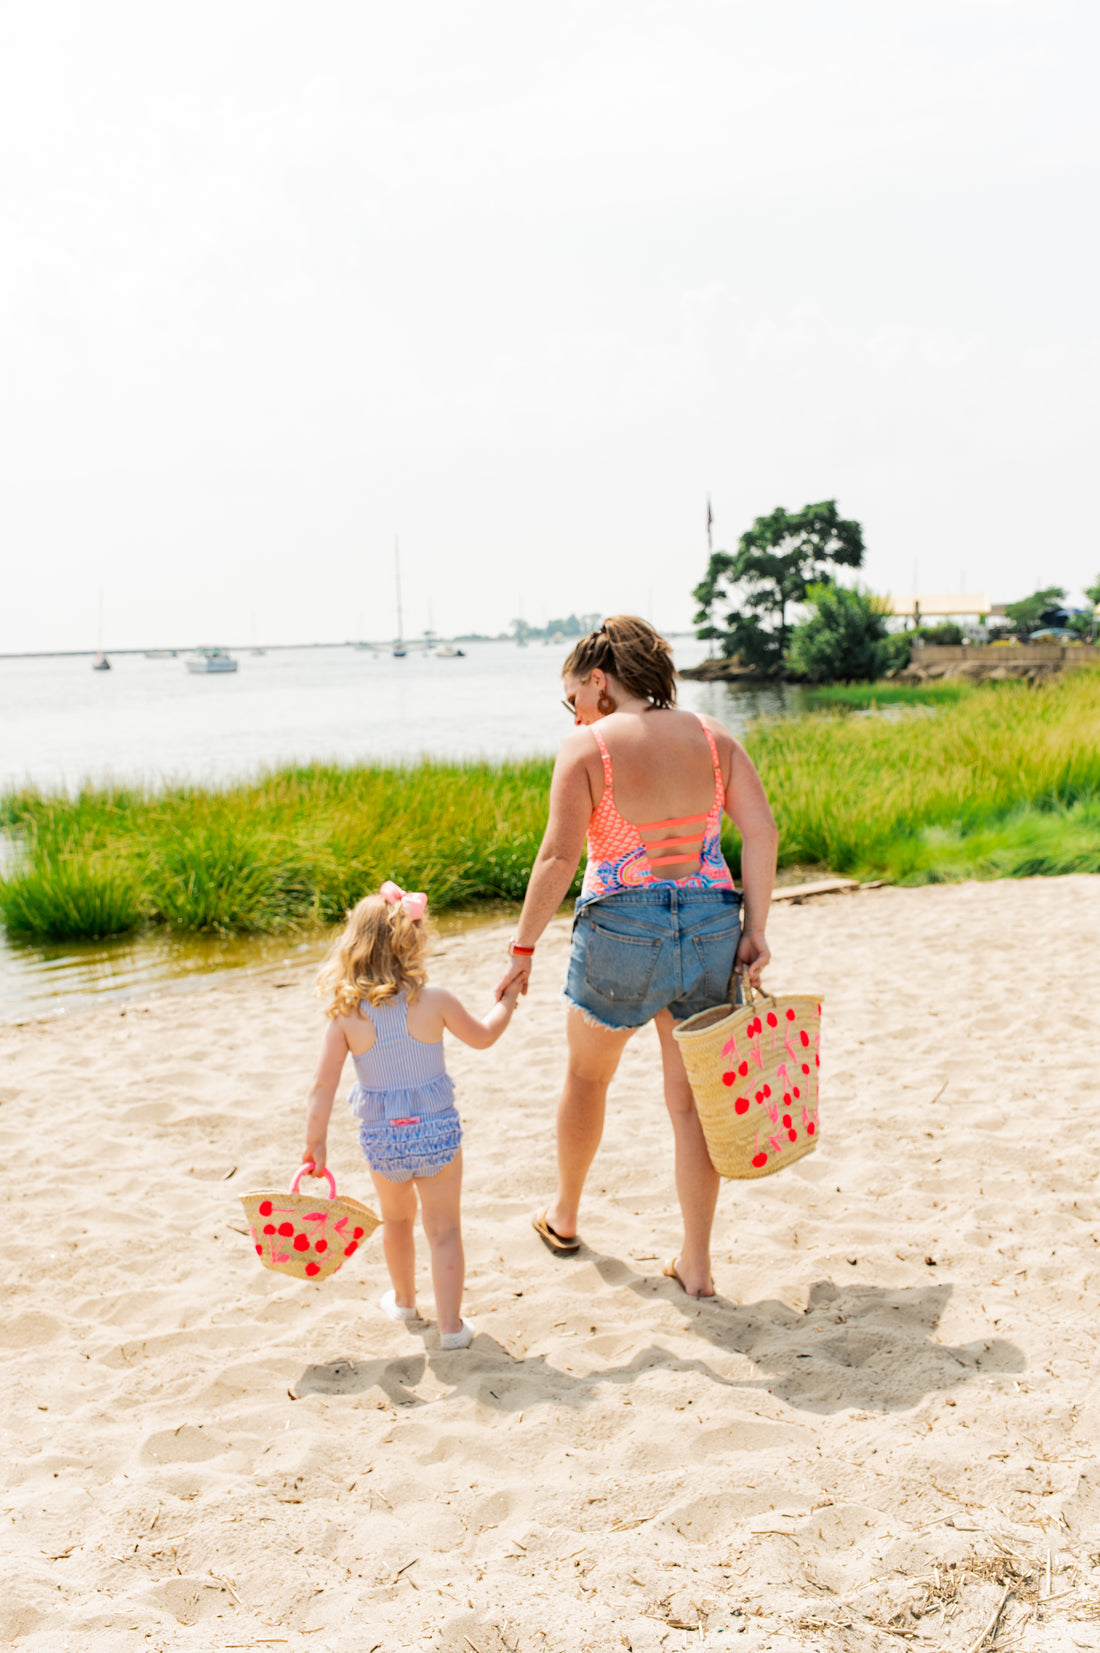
[394,535,403,642]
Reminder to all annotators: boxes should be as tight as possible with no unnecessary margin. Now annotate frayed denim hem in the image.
[561,988,645,1034]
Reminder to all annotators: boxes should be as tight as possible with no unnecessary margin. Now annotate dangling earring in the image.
[597,691,617,715]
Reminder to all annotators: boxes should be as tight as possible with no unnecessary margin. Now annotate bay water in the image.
[0,639,803,1016]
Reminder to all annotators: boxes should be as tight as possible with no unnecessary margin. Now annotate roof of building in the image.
[886,593,991,617]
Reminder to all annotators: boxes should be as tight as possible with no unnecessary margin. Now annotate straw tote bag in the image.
[673,977,823,1179]
[240,1164,381,1281]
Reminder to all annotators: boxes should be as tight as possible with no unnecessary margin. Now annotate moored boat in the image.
[185,649,238,674]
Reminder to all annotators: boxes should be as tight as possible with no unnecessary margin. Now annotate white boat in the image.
[92,651,111,671]
[432,645,465,658]
[185,648,238,674]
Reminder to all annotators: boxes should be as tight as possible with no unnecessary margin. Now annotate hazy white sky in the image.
[2,1,1097,652]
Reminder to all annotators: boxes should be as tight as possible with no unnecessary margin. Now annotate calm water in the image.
[0,640,803,1017]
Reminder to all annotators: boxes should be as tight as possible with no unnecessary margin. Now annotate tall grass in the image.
[740,670,1100,884]
[802,680,973,710]
[2,672,1098,940]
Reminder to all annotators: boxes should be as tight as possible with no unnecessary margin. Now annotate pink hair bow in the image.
[380,880,428,921]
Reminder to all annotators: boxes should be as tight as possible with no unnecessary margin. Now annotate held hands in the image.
[301,1142,327,1177]
[735,929,770,989]
[499,973,525,1010]
[495,954,533,1002]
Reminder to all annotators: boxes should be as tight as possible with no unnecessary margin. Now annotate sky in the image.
[2,0,1097,653]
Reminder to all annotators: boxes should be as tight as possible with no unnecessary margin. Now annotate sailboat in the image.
[392,536,407,657]
[92,590,111,669]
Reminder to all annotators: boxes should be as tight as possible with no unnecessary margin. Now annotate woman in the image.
[496,616,778,1298]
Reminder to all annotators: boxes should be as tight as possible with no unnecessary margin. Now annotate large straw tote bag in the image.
[240,1165,381,1281]
[673,978,823,1179]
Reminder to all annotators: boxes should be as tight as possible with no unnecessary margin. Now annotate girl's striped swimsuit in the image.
[348,992,461,1181]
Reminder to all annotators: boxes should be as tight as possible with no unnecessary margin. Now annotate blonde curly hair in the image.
[316,892,432,1019]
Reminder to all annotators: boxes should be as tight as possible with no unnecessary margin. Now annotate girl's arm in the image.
[494,733,593,999]
[301,1018,351,1175]
[436,977,524,1050]
[722,735,779,985]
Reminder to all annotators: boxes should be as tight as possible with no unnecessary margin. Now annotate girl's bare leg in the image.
[654,1009,719,1297]
[544,1008,634,1239]
[416,1153,465,1336]
[370,1169,419,1309]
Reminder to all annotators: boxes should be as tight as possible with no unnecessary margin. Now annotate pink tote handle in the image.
[291,1163,336,1197]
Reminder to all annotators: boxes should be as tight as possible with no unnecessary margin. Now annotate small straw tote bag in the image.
[673,977,823,1179]
[240,1164,381,1281]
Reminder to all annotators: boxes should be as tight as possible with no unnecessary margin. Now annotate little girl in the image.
[301,880,522,1350]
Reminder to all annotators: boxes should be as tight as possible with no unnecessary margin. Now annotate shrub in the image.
[786,584,893,682]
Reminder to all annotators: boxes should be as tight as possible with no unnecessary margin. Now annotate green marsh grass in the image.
[2,672,1098,941]
[802,680,973,711]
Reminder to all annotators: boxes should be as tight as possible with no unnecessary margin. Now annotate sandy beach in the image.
[3,876,1099,1652]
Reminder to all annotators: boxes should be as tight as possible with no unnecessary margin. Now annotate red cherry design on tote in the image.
[752,1152,768,1169]
[722,1072,735,1087]
[786,1009,795,1022]
[315,1239,328,1253]
[293,1234,309,1252]
[305,1262,321,1277]
[788,1128,797,1142]
[344,1241,359,1257]
[278,1221,294,1237]
[767,1012,777,1028]
[258,1201,273,1216]
[735,1097,750,1115]
[800,1030,809,1047]
[738,1061,749,1077]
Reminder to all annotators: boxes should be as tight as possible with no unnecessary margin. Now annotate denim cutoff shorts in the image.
[564,887,742,1030]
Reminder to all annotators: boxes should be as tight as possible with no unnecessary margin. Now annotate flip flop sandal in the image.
[663,1257,715,1299]
[532,1209,582,1255]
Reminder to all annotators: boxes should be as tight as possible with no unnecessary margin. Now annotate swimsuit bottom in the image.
[350,1075,462,1182]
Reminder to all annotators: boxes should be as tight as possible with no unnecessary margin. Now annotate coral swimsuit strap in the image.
[589,714,724,869]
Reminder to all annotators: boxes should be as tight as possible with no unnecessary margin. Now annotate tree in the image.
[1003,587,1066,635]
[787,584,897,682]
[1086,575,1100,607]
[693,501,865,672]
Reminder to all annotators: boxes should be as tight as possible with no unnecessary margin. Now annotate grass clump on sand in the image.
[0,759,558,941]
[744,670,1100,886]
[1,672,1098,941]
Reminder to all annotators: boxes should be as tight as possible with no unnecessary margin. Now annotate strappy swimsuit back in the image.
[580,712,735,902]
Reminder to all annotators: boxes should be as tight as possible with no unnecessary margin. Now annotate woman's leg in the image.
[654,1008,719,1297]
[415,1152,465,1335]
[543,1008,635,1240]
[370,1168,420,1309]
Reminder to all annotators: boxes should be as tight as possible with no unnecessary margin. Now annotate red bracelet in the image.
[509,939,536,956]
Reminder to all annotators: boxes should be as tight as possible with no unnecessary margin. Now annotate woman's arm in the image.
[724,737,779,986]
[494,732,594,999]
[301,1017,350,1175]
